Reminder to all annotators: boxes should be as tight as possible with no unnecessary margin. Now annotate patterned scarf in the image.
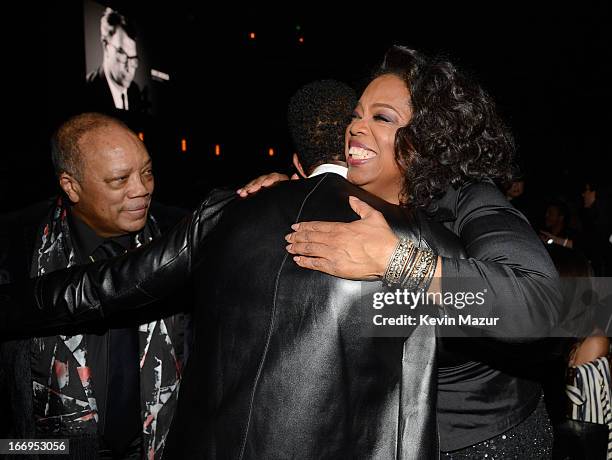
[30,196,181,459]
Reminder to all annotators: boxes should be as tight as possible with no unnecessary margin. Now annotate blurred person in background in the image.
[543,245,610,459]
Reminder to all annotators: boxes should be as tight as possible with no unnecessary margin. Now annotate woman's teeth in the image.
[349,146,376,160]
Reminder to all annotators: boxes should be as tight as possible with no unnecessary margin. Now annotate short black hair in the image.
[287,80,357,175]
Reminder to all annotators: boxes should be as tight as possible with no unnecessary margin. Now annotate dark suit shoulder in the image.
[149,201,190,232]
[210,175,351,242]
[232,175,331,208]
[233,173,403,224]
[234,174,413,243]
[128,80,140,93]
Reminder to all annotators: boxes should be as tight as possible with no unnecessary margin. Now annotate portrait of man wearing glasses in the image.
[85,7,142,113]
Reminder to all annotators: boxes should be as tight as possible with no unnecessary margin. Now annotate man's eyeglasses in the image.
[104,40,139,68]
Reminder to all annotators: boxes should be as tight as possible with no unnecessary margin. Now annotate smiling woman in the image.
[281,45,562,457]
[345,74,411,204]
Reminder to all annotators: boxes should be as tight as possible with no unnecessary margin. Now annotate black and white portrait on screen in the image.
[83,1,151,114]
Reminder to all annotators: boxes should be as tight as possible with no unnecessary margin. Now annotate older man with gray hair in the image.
[0,113,187,459]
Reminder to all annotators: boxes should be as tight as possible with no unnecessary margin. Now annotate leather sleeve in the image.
[0,189,235,337]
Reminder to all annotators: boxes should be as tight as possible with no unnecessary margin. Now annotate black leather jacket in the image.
[0,174,467,459]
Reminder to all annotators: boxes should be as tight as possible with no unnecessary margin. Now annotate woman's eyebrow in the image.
[371,102,401,115]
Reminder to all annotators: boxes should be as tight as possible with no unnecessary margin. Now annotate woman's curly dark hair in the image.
[376,45,515,208]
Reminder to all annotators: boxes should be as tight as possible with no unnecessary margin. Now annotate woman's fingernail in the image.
[291,224,299,230]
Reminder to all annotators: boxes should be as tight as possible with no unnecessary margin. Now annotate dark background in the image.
[3,2,610,217]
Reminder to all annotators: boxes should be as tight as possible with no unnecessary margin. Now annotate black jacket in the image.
[84,67,142,114]
[1,175,467,459]
[428,179,563,450]
[1,175,563,458]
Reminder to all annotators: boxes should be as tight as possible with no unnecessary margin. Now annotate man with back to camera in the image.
[85,7,141,113]
[287,79,354,179]
[0,113,187,459]
[0,81,467,458]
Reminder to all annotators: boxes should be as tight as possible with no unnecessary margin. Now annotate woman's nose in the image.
[349,117,367,136]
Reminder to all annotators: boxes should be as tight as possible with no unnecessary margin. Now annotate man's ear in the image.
[59,173,81,203]
[292,153,308,179]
